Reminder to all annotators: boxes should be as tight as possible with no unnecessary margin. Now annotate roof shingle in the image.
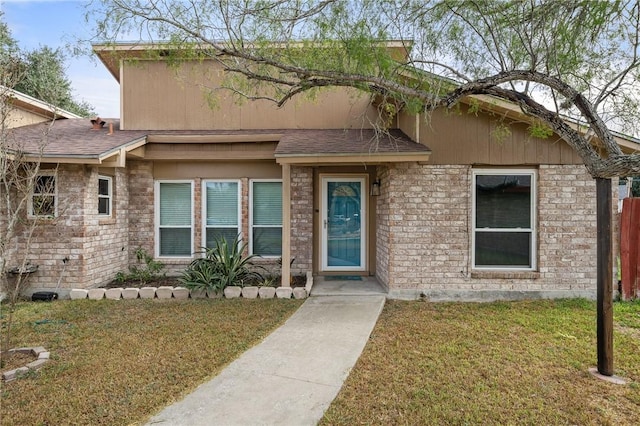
[7,119,430,161]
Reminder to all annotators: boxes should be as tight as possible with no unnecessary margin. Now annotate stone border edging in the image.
[2,346,50,382]
[68,273,314,301]
[69,285,308,300]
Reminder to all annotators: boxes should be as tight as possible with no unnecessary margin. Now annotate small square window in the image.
[30,173,57,217]
[98,176,112,216]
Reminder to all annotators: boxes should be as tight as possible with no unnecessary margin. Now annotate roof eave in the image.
[275,151,430,165]
[2,85,83,119]
[21,136,149,166]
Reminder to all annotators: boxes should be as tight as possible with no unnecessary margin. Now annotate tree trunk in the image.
[596,177,614,376]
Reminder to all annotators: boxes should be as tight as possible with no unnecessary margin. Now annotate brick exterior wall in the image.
[290,166,314,275]
[11,165,87,292]
[537,165,598,290]
[82,167,129,288]
[127,161,155,257]
[127,161,156,266]
[375,166,392,289]
[8,158,616,301]
[378,163,612,300]
[8,164,131,295]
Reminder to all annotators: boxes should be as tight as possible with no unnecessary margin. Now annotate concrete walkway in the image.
[147,294,386,425]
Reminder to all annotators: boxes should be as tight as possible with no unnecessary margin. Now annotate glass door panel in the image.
[322,177,366,271]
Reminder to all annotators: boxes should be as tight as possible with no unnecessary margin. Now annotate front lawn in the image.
[322,299,640,425]
[0,298,302,425]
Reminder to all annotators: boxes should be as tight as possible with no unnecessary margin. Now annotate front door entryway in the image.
[321,176,367,271]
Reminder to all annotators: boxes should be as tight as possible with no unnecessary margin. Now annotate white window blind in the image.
[251,181,282,256]
[158,182,192,256]
[204,181,240,246]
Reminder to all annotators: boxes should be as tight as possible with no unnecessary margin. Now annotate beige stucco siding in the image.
[398,109,583,165]
[122,60,380,130]
[6,108,50,128]
[153,161,281,179]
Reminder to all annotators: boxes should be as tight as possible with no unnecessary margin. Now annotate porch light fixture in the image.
[371,179,381,196]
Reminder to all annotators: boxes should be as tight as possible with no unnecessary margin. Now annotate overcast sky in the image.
[2,0,120,117]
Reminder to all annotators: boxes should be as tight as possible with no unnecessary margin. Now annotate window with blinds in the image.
[250,180,282,256]
[156,181,193,257]
[204,180,240,247]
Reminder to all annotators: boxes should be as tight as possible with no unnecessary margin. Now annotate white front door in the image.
[321,176,367,271]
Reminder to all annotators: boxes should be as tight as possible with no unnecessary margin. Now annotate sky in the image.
[2,0,120,117]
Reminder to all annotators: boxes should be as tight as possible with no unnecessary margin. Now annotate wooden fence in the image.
[620,197,640,300]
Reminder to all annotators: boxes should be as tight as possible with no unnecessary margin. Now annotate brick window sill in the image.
[471,270,540,280]
[99,217,116,225]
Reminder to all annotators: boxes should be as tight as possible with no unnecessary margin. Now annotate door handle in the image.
[324,219,327,229]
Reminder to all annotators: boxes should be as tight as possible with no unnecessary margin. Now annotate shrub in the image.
[259,275,279,287]
[179,235,263,294]
[115,248,166,285]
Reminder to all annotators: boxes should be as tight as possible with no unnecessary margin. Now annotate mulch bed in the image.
[101,275,307,289]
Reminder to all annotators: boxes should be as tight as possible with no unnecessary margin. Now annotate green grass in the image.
[322,299,640,425]
[0,298,302,425]
[4,298,639,425]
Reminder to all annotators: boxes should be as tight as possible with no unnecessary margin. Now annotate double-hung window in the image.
[472,169,536,270]
[156,181,193,257]
[203,180,241,247]
[250,180,282,256]
[30,172,57,217]
[98,176,112,216]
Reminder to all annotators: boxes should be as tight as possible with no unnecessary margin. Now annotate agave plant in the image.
[179,235,263,294]
[178,256,226,295]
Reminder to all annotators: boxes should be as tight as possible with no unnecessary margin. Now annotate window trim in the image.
[154,180,194,258]
[201,179,242,249]
[98,175,113,217]
[28,171,57,218]
[471,168,537,271]
[249,179,283,257]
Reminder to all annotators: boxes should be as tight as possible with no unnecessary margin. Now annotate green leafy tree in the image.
[0,12,94,116]
[0,14,21,88]
[1,11,88,361]
[88,0,640,178]
[0,35,55,361]
[14,46,94,117]
[89,0,640,376]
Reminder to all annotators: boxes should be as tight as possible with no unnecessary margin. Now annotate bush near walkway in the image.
[322,299,640,426]
[0,298,302,425]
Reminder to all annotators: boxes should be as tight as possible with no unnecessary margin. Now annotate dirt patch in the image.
[1,351,35,372]
[101,277,180,289]
[615,324,640,339]
[101,275,307,289]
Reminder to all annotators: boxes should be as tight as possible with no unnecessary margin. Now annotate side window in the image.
[472,170,536,270]
[30,173,57,217]
[156,181,193,257]
[98,176,112,216]
[203,180,241,247]
[250,180,282,256]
